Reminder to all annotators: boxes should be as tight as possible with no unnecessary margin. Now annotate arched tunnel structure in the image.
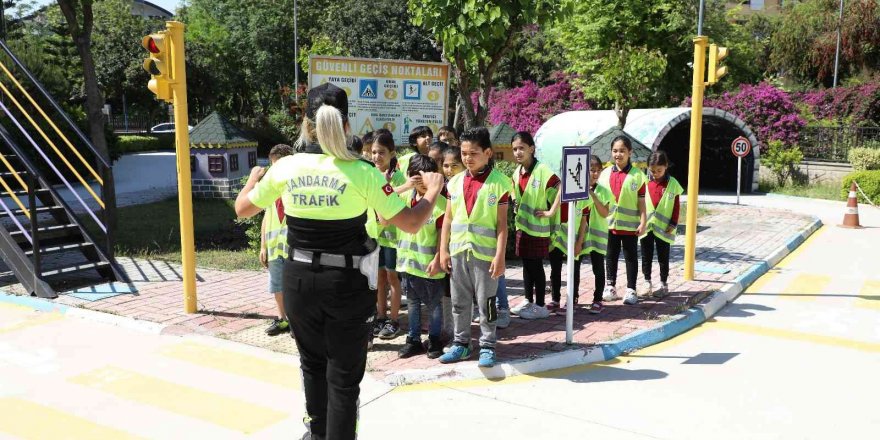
[534,108,761,193]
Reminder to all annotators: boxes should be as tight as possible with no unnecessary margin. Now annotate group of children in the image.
[261,124,683,370]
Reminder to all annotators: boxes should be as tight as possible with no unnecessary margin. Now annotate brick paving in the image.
[5,202,816,380]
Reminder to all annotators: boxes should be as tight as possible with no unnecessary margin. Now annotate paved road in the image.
[2,193,878,439]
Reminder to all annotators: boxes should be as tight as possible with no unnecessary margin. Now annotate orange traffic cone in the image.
[840,181,863,229]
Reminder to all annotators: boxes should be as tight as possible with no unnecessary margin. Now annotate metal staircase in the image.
[0,39,125,298]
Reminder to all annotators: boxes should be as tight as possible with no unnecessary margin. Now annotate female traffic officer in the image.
[235,83,444,440]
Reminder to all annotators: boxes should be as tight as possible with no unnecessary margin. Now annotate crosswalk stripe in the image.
[159,341,299,389]
[855,280,880,310]
[779,274,831,301]
[711,320,880,353]
[0,398,141,440]
[0,311,63,335]
[69,366,288,433]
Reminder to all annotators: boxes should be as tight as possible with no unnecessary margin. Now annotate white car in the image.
[150,123,193,134]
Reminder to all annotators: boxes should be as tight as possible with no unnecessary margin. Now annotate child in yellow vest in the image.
[397,154,448,359]
[640,151,683,298]
[598,136,648,306]
[260,144,295,336]
[435,127,512,368]
[510,131,560,320]
[575,155,613,314]
[371,132,407,339]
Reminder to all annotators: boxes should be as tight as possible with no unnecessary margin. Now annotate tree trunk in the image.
[614,101,629,129]
[57,0,108,159]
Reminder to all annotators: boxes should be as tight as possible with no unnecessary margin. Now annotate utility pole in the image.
[832,0,844,88]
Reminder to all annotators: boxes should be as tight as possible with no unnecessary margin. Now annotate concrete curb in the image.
[0,292,167,335]
[1,216,823,387]
[382,216,823,386]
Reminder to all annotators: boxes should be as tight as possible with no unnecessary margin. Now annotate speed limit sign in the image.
[731,136,752,158]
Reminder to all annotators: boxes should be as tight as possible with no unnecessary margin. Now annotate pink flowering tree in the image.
[798,82,880,126]
[687,82,806,147]
[476,73,592,134]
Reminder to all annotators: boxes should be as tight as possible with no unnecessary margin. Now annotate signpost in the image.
[560,146,591,344]
[308,56,450,144]
[731,136,751,205]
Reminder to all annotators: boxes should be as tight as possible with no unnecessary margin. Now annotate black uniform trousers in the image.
[283,259,375,440]
[606,233,639,290]
[549,248,582,303]
[640,231,671,283]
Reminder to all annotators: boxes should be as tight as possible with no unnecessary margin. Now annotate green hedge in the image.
[848,146,880,171]
[117,134,175,154]
[841,170,880,205]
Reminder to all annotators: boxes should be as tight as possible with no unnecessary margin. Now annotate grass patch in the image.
[102,197,260,271]
[679,203,713,225]
[758,179,843,201]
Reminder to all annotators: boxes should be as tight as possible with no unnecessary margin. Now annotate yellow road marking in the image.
[69,367,287,433]
[744,268,783,294]
[775,225,826,269]
[159,341,299,389]
[778,274,831,301]
[855,280,880,310]
[395,325,711,392]
[710,320,880,353]
[0,302,31,311]
[0,398,142,440]
[0,311,63,335]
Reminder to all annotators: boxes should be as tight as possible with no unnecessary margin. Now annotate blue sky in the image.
[31,1,181,16]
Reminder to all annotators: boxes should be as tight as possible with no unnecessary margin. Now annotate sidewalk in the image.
[2,201,817,383]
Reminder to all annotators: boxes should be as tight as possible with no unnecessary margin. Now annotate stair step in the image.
[9,188,51,198]
[10,224,79,240]
[0,170,27,179]
[0,205,63,218]
[41,261,109,278]
[25,242,93,256]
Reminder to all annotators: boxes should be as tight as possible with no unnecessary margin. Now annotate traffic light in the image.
[707,44,729,85]
[142,31,173,102]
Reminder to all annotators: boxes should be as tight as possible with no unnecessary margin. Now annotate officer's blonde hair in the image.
[297,105,358,161]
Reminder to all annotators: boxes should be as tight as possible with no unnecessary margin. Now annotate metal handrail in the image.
[0,39,111,167]
[0,79,105,208]
[0,59,103,184]
[0,99,105,231]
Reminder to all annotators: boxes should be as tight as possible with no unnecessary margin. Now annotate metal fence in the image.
[799,126,880,162]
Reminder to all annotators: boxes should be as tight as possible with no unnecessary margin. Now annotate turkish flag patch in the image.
[382,183,394,195]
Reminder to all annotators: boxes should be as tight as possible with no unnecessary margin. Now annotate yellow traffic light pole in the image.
[683,36,708,281]
[166,22,197,313]
[684,36,728,281]
[143,22,197,312]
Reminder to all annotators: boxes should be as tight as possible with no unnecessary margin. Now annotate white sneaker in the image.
[638,281,653,297]
[496,308,511,329]
[653,282,669,299]
[623,288,639,305]
[511,301,531,315]
[520,304,550,320]
[602,285,619,302]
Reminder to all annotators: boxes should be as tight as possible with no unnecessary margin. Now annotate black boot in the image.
[398,336,427,358]
[426,335,443,359]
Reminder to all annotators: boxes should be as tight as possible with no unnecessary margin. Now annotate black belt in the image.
[290,249,362,269]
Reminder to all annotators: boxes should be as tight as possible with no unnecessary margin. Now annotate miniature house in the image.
[188,111,258,199]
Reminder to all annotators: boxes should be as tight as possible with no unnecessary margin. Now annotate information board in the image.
[308,56,450,144]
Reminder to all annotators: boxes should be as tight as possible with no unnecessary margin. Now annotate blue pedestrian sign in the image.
[403,80,421,100]
[359,79,378,99]
[561,146,591,202]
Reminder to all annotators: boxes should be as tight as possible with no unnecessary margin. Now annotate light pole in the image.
[294,0,299,102]
[832,0,844,88]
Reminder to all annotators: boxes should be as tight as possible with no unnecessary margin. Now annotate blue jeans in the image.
[496,275,509,310]
[402,275,444,340]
